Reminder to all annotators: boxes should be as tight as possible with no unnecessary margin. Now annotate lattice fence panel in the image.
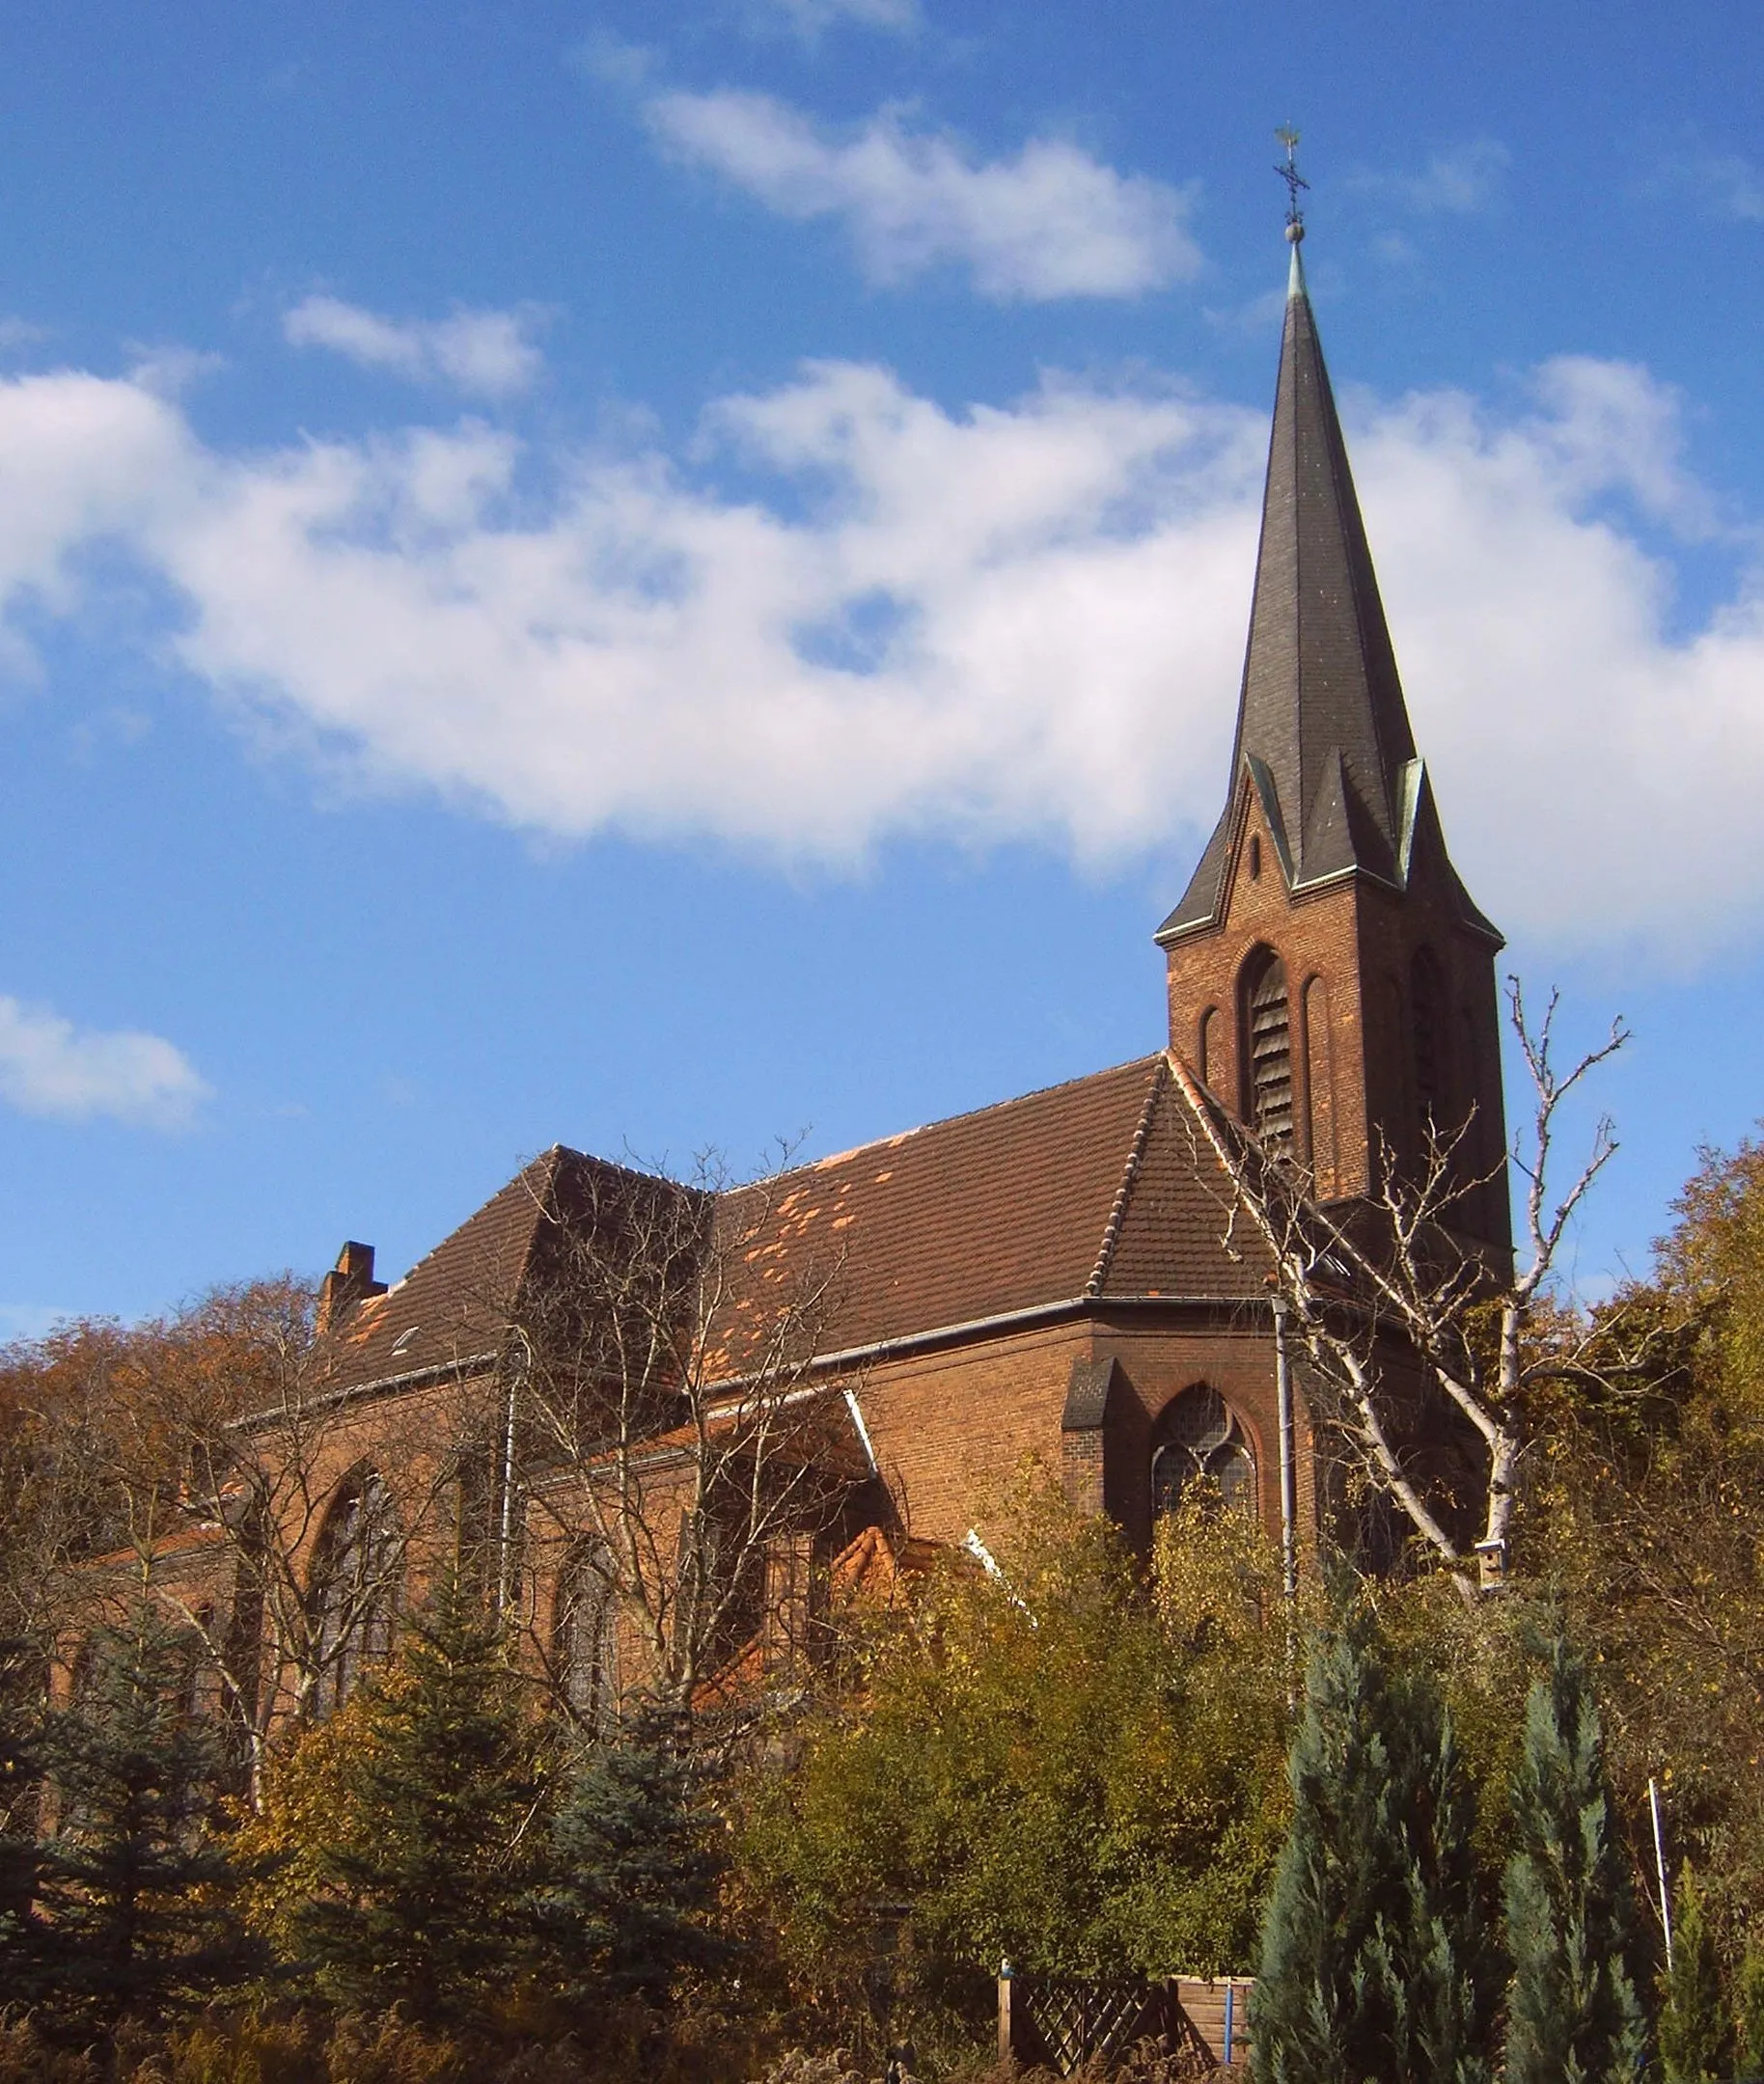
[1021,1975,1153,2077]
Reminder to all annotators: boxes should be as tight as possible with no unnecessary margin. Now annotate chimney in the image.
[317,1240,388,1335]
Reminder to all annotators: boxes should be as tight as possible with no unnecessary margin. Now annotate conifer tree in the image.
[0,1641,54,2009]
[1251,1593,1494,2084]
[537,1704,727,2007]
[1659,1864,1731,2083]
[40,1610,252,2029]
[1735,1945,1764,2080]
[1502,1634,1649,2084]
[296,1567,540,2022]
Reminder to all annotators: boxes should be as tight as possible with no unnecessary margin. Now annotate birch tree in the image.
[501,1153,868,1726]
[1171,980,1634,1597]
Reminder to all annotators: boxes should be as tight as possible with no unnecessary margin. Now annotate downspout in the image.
[1272,1295,1298,1605]
[496,1351,522,1622]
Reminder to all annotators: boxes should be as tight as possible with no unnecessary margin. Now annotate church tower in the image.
[1156,217,1511,1259]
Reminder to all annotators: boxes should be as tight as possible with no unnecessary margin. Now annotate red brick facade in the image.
[116,242,1511,1730]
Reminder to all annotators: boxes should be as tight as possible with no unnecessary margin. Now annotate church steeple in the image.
[1154,184,1510,1256]
[1160,225,1450,935]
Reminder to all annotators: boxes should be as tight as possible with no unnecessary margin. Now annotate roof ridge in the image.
[360,1143,575,1296]
[1084,1057,1168,1299]
[750,1055,1167,1187]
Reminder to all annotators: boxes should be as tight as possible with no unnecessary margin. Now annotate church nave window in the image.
[558,1542,620,1739]
[1151,1385,1255,1518]
[307,1468,400,1719]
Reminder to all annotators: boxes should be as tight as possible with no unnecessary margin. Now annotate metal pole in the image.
[496,1356,521,1620]
[1650,1776,1673,1967]
[1273,1296,1297,1604]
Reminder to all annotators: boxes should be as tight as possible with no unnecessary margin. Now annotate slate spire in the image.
[1158,230,1437,940]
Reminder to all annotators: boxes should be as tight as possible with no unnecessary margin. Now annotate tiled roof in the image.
[710,1056,1269,1366]
[323,1147,571,1392]
[320,1058,1272,1395]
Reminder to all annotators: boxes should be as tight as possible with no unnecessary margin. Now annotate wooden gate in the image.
[997,1970,1253,2075]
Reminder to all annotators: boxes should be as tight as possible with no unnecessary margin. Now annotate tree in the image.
[1171,982,1633,1595]
[0,1288,477,1810]
[505,1151,864,1725]
[0,1638,53,2010]
[1251,1587,1494,2084]
[1734,1944,1764,2079]
[1502,1633,1649,2084]
[745,1474,1293,2001]
[1659,1864,1730,2084]
[1526,1133,1764,1937]
[38,1609,255,2030]
[290,1569,542,2021]
[537,1706,728,2007]
[124,1280,481,1805]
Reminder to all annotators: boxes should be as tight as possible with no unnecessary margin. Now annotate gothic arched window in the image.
[1240,946,1294,1149]
[1151,1385,1255,1518]
[557,1543,620,1738]
[308,1469,399,1718]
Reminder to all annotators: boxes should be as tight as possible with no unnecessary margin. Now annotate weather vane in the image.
[1274,125,1308,242]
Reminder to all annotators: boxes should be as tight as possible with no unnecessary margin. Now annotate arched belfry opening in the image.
[1411,946,1447,1138]
[1240,946,1293,1150]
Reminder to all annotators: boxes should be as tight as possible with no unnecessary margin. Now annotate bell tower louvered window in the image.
[1411,946,1445,1136]
[1242,947,1293,1149]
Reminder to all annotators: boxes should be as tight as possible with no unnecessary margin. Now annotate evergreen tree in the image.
[537,1704,727,2007]
[1502,1634,1649,2084]
[1659,1864,1731,2083]
[297,1567,540,2021]
[1735,1945,1764,2080]
[0,1639,54,2009]
[1251,1593,1494,2084]
[39,1609,252,2029]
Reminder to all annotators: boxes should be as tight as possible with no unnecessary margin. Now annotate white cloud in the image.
[645,90,1200,299]
[0,1304,72,1342]
[742,0,920,35]
[283,296,545,398]
[0,997,210,1128]
[1,345,1763,963]
[1355,138,1511,216]
[1653,151,1764,223]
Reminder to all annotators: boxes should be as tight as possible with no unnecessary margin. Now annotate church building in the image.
[249,222,1513,1724]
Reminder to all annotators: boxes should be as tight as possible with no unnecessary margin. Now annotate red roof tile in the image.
[319,1056,1270,1398]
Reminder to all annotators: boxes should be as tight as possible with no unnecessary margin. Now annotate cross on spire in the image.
[1274,125,1308,242]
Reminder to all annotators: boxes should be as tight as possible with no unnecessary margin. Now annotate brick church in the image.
[214,227,1513,1728]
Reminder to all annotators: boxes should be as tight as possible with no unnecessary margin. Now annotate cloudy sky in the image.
[2,0,1761,1329]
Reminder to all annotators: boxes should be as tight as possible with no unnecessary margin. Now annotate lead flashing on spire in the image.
[1287,230,1306,299]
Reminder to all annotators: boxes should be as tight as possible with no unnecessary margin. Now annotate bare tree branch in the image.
[1168,975,1630,1597]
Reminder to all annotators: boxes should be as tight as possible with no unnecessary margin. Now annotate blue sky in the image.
[2,0,1762,1329]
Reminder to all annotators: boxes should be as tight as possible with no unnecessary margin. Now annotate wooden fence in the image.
[996,1969,1253,2075]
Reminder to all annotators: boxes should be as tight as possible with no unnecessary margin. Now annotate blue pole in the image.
[1224,1983,1235,2066]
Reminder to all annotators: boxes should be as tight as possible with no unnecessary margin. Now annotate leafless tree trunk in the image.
[501,1151,865,1729]
[1171,979,1629,1599]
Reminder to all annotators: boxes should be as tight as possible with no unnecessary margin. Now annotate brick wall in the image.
[1163,774,1510,1258]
